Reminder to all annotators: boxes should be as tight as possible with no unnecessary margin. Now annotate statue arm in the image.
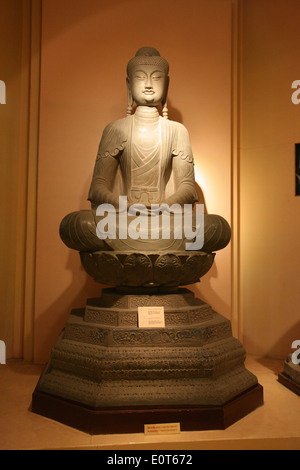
[165,155,198,206]
[88,154,120,207]
[87,120,128,207]
[165,123,198,206]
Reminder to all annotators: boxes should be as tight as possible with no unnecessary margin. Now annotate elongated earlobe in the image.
[162,77,169,119]
[126,77,133,116]
[162,101,168,119]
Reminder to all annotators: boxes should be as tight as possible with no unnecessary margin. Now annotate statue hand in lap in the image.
[59,47,231,253]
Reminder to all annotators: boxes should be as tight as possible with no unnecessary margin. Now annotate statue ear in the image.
[162,76,169,119]
[126,77,133,115]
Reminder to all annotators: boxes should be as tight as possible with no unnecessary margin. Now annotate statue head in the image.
[126,47,169,118]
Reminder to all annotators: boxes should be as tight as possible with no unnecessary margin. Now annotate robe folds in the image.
[59,112,231,253]
[88,114,199,209]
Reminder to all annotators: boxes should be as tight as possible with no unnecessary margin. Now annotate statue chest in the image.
[125,121,169,204]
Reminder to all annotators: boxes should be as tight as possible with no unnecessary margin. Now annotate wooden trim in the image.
[13,0,42,361]
[230,0,243,341]
[13,0,31,358]
[24,0,42,361]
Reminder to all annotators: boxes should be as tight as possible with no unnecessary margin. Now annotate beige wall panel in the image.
[241,0,300,358]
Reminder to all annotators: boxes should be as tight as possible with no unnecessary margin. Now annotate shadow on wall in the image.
[188,181,231,318]
[256,320,300,371]
[33,249,104,364]
[34,178,100,364]
[187,262,230,321]
[166,99,183,125]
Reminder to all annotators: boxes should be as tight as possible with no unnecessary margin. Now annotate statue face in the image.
[128,64,168,107]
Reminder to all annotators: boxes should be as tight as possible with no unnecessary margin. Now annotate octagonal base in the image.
[31,287,263,433]
[32,384,263,435]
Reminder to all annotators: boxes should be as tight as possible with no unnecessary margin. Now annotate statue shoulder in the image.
[163,118,190,135]
[101,116,131,142]
[97,116,132,160]
[162,119,193,163]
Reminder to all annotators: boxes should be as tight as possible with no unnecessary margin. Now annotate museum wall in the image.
[34,0,232,362]
[0,0,24,358]
[240,0,300,358]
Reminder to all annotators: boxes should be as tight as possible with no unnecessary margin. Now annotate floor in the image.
[0,356,299,450]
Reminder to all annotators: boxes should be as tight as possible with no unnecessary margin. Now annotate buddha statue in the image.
[32,48,262,428]
[59,47,231,285]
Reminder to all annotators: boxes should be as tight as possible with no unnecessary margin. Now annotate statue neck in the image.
[134,106,160,124]
[132,106,160,151]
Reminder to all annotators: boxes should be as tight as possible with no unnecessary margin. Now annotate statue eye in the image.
[152,74,162,80]
[134,73,146,80]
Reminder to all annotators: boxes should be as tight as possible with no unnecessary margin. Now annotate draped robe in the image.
[60,108,231,253]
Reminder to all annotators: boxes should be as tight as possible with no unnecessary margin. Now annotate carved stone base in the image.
[32,288,263,432]
[278,354,300,396]
[32,384,263,435]
[278,373,300,397]
[80,251,215,287]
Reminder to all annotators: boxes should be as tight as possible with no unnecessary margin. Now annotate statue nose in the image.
[145,76,153,88]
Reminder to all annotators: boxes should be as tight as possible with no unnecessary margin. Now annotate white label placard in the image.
[144,422,180,435]
[138,306,165,328]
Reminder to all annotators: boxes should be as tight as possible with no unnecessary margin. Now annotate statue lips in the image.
[143,89,155,103]
[143,90,155,97]
[143,91,156,105]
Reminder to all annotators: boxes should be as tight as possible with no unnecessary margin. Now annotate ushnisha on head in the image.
[126,47,169,118]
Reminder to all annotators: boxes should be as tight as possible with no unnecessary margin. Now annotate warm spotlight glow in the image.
[194,162,209,198]
[194,160,228,217]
